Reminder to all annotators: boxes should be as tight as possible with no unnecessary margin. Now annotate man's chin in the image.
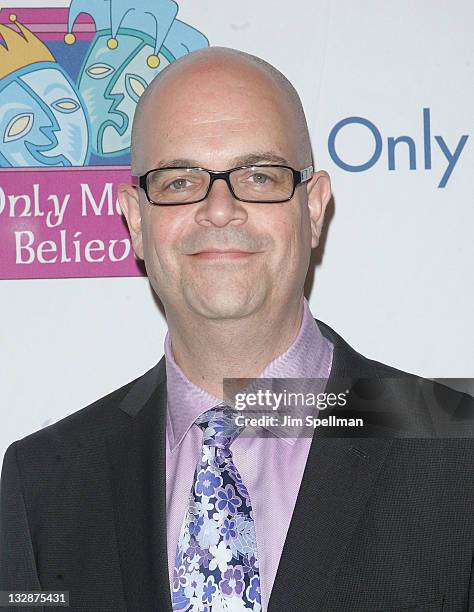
[185,290,263,321]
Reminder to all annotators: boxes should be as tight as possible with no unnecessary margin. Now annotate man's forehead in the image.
[139,114,296,171]
[136,120,297,174]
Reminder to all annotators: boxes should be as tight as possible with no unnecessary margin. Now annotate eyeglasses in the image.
[131,164,314,206]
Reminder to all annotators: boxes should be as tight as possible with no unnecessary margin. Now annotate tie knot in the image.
[195,404,244,449]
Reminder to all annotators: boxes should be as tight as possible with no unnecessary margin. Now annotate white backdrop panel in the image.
[1,0,472,462]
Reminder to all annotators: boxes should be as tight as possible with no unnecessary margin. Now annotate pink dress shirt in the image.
[165,297,333,610]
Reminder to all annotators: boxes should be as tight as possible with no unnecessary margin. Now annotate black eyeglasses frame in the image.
[131,164,314,206]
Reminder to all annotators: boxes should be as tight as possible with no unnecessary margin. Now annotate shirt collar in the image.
[165,296,333,452]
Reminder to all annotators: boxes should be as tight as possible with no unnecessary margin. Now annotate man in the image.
[1,47,473,612]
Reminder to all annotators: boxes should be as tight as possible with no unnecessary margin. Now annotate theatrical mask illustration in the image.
[0,0,209,167]
[0,16,90,167]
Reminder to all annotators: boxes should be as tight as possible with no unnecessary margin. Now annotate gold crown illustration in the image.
[0,14,55,80]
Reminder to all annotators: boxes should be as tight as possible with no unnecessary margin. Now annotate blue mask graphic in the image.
[0,62,90,167]
[77,30,172,157]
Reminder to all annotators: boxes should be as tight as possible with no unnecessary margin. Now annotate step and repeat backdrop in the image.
[1,0,473,459]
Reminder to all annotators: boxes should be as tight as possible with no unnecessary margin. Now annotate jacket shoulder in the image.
[315,317,473,433]
[9,358,166,459]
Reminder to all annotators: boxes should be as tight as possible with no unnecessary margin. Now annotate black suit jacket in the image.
[1,319,473,612]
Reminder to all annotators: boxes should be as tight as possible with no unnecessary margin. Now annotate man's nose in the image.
[194,177,248,227]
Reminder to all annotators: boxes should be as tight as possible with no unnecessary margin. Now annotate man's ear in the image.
[118,183,144,260]
[307,170,332,248]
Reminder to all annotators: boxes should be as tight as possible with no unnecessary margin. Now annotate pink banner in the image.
[0,4,208,279]
[0,167,144,279]
[0,8,95,41]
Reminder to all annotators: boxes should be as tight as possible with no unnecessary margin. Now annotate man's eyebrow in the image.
[153,152,291,170]
[154,158,200,169]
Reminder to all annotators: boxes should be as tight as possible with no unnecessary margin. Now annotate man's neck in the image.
[166,295,305,399]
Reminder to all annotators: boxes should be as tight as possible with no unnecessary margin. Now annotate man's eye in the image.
[249,173,272,184]
[168,178,191,190]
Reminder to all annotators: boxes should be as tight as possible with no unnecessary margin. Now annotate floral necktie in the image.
[172,405,261,611]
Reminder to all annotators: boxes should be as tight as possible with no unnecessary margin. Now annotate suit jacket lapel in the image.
[107,358,172,612]
[267,321,394,611]
[267,435,393,610]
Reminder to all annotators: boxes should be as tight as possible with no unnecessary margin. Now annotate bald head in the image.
[130,47,312,173]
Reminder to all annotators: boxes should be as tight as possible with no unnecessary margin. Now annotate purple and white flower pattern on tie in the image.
[172,406,261,611]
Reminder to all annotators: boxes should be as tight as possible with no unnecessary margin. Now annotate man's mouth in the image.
[190,248,260,260]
